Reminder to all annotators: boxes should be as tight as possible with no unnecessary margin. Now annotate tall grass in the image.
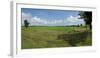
[21,26,92,49]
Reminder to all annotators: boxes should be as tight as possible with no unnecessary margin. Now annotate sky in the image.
[21,8,85,26]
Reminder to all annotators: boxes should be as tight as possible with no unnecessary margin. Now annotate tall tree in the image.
[79,12,92,29]
[24,19,29,28]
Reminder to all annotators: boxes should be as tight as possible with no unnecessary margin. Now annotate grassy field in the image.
[21,26,92,49]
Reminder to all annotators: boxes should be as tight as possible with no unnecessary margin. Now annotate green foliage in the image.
[79,12,92,29]
[24,20,29,28]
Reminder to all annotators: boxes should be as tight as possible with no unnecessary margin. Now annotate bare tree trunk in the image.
[90,24,92,30]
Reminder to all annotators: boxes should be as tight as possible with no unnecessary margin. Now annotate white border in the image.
[11,1,97,57]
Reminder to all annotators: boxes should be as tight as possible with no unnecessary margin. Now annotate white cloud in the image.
[21,12,85,26]
[21,12,32,25]
[31,16,48,25]
[65,16,85,25]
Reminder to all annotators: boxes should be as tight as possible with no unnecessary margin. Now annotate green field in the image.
[21,26,92,49]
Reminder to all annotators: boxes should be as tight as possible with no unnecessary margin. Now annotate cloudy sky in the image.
[21,8,85,26]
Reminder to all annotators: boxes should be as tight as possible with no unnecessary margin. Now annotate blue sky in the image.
[21,8,85,26]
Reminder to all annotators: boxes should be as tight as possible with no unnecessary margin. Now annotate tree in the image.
[24,19,29,28]
[79,12,92,29]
